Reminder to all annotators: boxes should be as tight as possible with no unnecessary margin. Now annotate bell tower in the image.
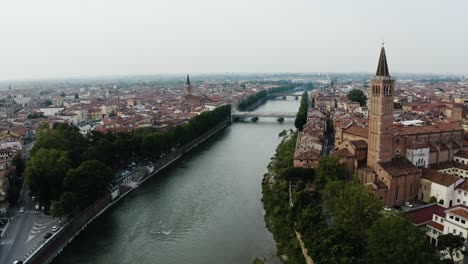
[185,74,192,97]
[367,46,395,168]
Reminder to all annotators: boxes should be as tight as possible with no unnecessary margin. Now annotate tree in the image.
[430,196,438,203]
[437,233,466,263]
[314,156,347,188]
[61,160,113,212]
[32,124,88,167]
[322,180,382,257]
[24,148,70,206]
[294,91,308,131]
[7,176,20,205]
[347,89,367,106]
[11,154,25,178]
[366,216,439,264]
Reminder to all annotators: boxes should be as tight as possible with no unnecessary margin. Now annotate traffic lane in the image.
[0,208,28,263]
[2,212,57,263]
[10,214,57,262]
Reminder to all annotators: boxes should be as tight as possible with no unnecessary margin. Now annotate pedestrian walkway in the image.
[0,239,13,245]
[10,210,41,215]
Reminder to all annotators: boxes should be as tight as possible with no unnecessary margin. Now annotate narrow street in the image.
[321,116,335,156]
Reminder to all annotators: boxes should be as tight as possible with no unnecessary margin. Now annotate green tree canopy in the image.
[32,124,87,167]
[25,148,70,205]
[437,233,466,263]
[294,91,308,131]
[314,156,348,188]
[322,180,382,257]
[347,89,367,106]
[366,215,439,264]
[12,154,25,178]
[62,160,113,210]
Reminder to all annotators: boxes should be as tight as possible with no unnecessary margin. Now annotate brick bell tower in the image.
[367,46,395,169]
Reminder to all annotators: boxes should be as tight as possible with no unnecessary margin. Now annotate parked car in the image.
[19,207,24,213]
[12,260,23,264]
[405,202,414,208]
[383,206,392,211]
[51,226,59,232]
[43,232,52,239]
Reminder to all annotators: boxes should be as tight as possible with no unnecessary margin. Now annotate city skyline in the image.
[1,0,467,80]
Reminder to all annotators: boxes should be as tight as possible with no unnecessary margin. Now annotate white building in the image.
[408,204,467,263]
[39,107,64,117]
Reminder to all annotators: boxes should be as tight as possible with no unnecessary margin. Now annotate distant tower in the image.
[330,80,335,94]
[185,74,192,97]
[367,46,395,168]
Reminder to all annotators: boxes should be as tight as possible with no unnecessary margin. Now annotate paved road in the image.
[0,140,60,264]
[0,185,59,264]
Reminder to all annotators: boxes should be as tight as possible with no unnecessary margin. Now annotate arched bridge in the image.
[232,112,296,118]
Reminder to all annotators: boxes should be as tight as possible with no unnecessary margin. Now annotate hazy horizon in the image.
[1,0,467,81]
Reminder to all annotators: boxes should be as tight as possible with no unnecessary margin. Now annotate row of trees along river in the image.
[25,104,231,217]
[47,92,303,264]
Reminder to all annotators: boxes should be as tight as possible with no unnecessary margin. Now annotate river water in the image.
[53,97,300,264]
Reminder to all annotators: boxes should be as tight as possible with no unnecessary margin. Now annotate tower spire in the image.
[376,46,390,77]
[185,74,192,97]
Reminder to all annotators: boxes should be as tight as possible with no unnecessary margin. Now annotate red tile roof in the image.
[422,169,461,187]
[404,204,446,225]
[343,125,368,139]
[427,220,444,231]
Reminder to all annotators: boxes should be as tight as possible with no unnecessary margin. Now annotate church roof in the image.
[378,158,420,177]
[343,125,368,139]
[350,140,368,149]
[331,148,354,157]
[376,46,390,77]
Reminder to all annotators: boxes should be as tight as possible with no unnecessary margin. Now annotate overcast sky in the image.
[0,0,467,80]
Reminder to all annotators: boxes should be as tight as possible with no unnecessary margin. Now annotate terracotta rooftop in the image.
[456,180,468,191]
[422,169,461,187]
[448,208,468,220]
[455,151,468,159]
[378,158,420,177]
[331,148,353,158]
[404,204,446,225]
[430,161,468,172]
[343,125,368,139]
[350,140,368,149]
[427,220,444,231]
[395,122,463,136]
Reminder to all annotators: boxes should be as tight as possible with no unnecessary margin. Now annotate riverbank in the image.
[24,118,231,264]
[261,131,306,264]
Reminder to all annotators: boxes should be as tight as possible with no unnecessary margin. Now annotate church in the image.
[332,47,464,207]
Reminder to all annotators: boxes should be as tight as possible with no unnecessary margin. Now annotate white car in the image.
[405,202,414,208]
[35,204,40,210]
[19,207,24,213]
[51,226,59,232]
[383,206,392,211]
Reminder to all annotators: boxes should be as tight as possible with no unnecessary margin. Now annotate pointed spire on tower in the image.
[186,74,191,86]
[376,46,390,77]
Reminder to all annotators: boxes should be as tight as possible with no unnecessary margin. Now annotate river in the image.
[53,96,300,264]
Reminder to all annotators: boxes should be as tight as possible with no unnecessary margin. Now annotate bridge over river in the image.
[232,111,296,119]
